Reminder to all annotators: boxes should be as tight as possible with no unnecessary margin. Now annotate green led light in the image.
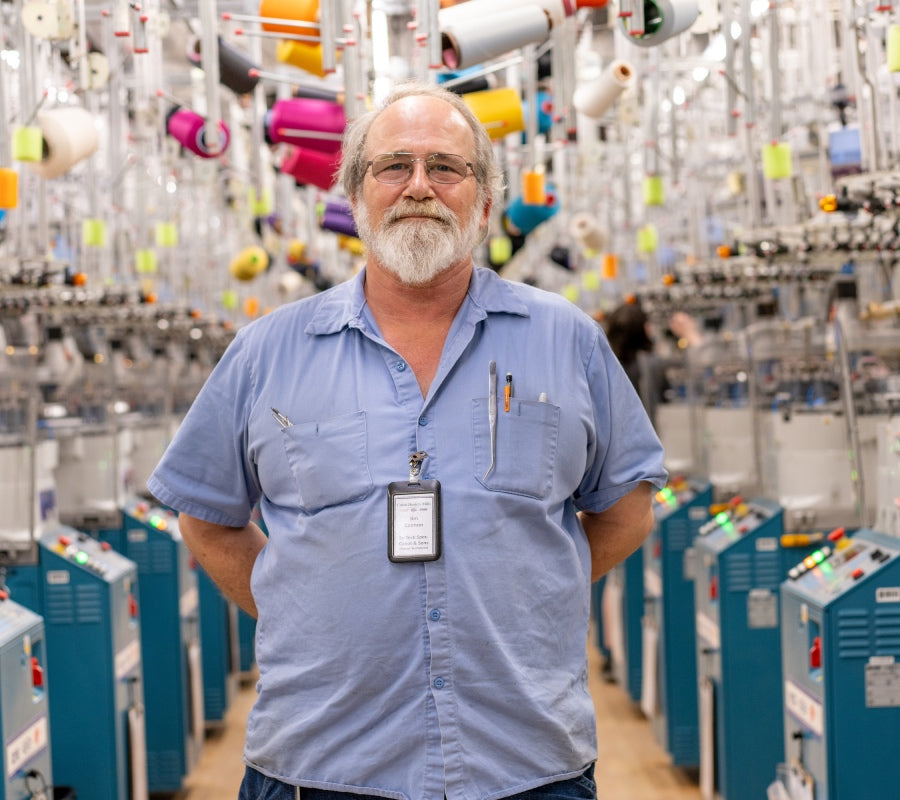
[74,551,89,565]
[662,487,675,499]
[716,511,730,525]
[819,562,833,575]
[812,550,825,564]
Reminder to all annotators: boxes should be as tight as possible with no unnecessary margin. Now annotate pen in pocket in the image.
[484,361,497,480]
[271,407,292,428]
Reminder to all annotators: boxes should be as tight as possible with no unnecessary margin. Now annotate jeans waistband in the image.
[239,764,596,800]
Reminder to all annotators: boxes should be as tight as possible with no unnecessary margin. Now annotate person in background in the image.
[668,309,704,349]
[602,298,668,427]
[148,81,667,800]
[602,302,652,389]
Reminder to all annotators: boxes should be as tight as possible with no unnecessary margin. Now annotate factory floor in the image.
[172,640,702,800]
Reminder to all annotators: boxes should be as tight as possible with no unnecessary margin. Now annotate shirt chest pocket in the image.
[280,410,374,512]
[472,398,560,498]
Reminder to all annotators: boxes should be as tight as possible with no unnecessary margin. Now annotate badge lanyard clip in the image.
[409,451,427,484]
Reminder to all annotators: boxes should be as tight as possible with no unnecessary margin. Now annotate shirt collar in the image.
[304,266,530,336]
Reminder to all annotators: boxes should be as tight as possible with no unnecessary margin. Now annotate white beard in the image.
[355,198,483,286]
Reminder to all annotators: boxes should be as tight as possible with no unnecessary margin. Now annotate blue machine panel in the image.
[103,499,204,793]
[779,529,900,800]
[197,566,239,724]
[615,546,644,702]
[237,609,257,676]
[3,527,146,800]
[643,478,711,766]
[693,497,818,800]
[0,597,52,800]
[236,504,267,678]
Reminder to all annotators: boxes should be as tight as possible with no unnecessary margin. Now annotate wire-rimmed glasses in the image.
[367,152,474,185]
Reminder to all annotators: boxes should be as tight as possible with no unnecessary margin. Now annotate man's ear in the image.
[480,195,493,229]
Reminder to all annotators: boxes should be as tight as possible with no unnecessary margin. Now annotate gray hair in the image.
[338,81,505,212]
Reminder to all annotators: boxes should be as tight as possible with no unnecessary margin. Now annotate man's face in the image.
[354,96,490,286]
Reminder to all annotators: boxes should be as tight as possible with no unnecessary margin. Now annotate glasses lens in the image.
[426,154,469,183]
[371,154,413,184]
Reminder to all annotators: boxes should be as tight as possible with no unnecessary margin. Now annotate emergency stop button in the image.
[827,527,846,543]
[809,636,821,669]
[31,656,44,688]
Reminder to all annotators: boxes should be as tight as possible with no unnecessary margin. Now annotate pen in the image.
[504,373,513,412]
[484,361,497,480]
[271,407,292,428]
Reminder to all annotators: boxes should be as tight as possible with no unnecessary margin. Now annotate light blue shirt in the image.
[148,267,667,800]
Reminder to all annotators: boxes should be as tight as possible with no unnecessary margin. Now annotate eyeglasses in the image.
[366,152,474,185]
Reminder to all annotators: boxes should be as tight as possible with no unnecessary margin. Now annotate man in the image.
[148,81,666,800]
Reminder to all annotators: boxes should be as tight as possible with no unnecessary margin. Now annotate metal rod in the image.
[234,28,322,44]
[199,0,222,151]
[222,11,319,30]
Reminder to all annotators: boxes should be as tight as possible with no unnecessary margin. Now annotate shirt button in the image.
[396,361,406,371]
[418,416,428,426]
[433,677,445,689]
[429,609,441,621]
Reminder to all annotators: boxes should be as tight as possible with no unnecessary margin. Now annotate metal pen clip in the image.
[483,360,497,480]
[271,407,292,429]
[409,451,428,484]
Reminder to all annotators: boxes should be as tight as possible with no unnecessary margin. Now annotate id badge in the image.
[387,479,441,562]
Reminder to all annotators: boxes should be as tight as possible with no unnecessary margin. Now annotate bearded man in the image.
[148,81,666,800]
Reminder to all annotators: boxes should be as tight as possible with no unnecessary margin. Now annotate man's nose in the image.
[403,161,435,199]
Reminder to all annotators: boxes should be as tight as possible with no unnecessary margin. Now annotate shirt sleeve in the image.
[573,328,668,513]
[146,330,261,527]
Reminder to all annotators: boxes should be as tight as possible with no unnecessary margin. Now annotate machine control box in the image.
[2,526,146,800]
[693,496,819,800]
[0,596,52,800]
[104,497,204,793]
[643,477,711,766]
[779,528,900,800]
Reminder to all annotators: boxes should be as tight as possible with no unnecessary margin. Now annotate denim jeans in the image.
[238,763,597,800]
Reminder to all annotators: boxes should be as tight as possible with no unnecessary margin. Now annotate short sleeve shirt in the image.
[147,267,667,800]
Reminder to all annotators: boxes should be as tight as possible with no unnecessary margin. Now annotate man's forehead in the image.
[369,96,471,142]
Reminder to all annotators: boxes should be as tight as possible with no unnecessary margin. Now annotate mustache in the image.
[384,200,455,225]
